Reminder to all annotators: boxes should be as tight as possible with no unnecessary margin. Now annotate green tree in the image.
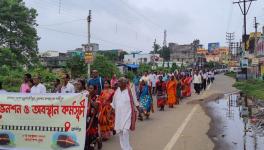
[171,62,178,72]
[91,55,121,78]
[97,51,119,62]
[0,0,39,65]
[0,65,58,92]
[0,48,18,68]
[150,43,161,54]
[126,71,135,81]
[66,56,87,78]
[138,64,152,74]
[159,46,170,61]
[119,51,128,62]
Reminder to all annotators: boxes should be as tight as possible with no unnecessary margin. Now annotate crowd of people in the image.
[0,68,215,150]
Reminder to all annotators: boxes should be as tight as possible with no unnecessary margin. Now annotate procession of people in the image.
[0,68,215,150]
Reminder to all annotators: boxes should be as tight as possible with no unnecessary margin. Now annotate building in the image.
[214,47,230,64]
[196,48,208,55]
[90,43,99,51]
[169,40,202,66]
[67,48,84,58]
[208,43,220,53]
[40,52,68,71]
[124,52,160,65]
[40,48,86,71]
[205,54,220,62]
[39,50,60,57]
[256,26,264,76]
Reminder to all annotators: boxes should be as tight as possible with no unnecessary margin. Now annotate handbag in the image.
[128,86,137,131]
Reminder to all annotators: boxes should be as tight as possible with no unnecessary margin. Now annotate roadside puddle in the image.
[204,93,264,150]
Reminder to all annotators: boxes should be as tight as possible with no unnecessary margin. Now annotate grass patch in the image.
[233,80,264,100]
[225,72,236,78]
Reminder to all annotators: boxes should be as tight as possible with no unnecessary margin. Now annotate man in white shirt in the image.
[140,72,150,84]
[61,74,75,93]
[193,71,202,94]
[31,76,46,94]
[211,70,215,83]
[111,77,139,150]
[202,71,208,91]
[149,71,157,95]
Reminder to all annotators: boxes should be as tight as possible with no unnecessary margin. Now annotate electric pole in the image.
[233,0,256,93]
[254,17,259,55]
[163,30,167,48]
[233,0,257,52]
[88,10,91,45]
[226,32,235,60]
[87,10,92,79]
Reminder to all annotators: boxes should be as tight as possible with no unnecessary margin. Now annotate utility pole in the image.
[234,0,256,80]
[163,30,167,48]
[233,0,257,51]
[226,32,235,60]
[254,17,259,55]
[88,10,91,45]
[87,10,92,79]
[152,39,157,69]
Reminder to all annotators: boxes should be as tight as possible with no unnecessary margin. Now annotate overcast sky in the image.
[24,0,264,53]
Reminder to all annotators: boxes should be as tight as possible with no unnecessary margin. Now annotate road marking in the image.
[163,105,199,150]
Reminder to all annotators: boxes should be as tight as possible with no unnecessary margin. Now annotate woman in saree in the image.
[182,75,192,97]
[176,75,182,104]
[139,80,153,120]
[186,74,193,97]
[85,85,102,150]
[166,75,177,108]
[98,80,115,141]
[156,76,167,111]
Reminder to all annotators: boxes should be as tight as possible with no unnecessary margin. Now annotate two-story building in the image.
[124,52,160,65]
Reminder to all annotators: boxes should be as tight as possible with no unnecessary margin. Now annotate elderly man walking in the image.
[111,77,139,150]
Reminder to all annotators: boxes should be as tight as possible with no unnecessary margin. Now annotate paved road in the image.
[102,74,237,150]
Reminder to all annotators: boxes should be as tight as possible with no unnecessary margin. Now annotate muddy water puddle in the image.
[205,93,264,150]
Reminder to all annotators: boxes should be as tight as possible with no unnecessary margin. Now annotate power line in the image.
[41,19,85,26]
[118,0,164,30]
[233,0,257,46]
[38,26,143,50]
[226,1,234,32]
[28,0,156,43]
[226,32,235,56]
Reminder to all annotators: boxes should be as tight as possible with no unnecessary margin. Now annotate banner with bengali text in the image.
[0,93,87,150]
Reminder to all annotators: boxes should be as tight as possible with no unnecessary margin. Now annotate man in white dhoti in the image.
[111,77,139,150]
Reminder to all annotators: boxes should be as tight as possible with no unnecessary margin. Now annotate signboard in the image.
[0,93,87,150]
[85,51,93,64]
[240,59,249,68]
[208,43,220,52]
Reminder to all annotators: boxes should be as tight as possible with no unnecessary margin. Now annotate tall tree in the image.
[91,55,121,78]
[66,56,87,78]
[159,46,170,61]
[119,51,128,62]
[150,43,161,54]
[0,0,39,65]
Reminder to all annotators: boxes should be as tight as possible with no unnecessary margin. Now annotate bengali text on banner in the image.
[0,93,87,150]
